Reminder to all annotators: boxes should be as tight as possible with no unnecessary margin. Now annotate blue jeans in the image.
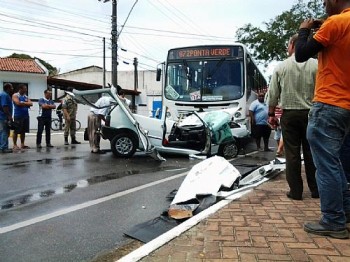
[0,119,10,150]
[307,102,350,229]
[340,133,350,183]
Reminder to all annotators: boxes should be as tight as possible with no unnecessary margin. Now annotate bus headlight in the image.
[234,111,242,118]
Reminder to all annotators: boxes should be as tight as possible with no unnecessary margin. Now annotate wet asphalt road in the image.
[0,131,276,262]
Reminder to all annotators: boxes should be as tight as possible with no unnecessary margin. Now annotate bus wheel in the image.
[218,142,238,159]
[111,133,137,157]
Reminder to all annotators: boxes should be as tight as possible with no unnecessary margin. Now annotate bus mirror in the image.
[156,68,162,81]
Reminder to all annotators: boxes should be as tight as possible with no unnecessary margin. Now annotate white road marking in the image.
[0,172,187,235]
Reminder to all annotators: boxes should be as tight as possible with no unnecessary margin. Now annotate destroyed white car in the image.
[73,86,246,160]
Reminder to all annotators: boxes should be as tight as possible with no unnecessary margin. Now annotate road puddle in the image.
[0,166,187,211]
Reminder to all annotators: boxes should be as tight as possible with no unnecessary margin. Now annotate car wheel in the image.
[219,142,238,159]
[111,133,137,157]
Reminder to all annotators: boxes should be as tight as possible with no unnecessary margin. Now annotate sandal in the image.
[13,145,20,150]
[21,145,30,149]
[276,152,283,157]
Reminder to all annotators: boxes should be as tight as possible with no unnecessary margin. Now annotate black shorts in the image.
[251,124,271,139]
[14,116,30,133]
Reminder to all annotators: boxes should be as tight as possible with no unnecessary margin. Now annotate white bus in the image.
[157,44,267,128]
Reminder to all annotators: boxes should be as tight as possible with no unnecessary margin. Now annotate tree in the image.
[235,0,325,66]
[6,53,59,76]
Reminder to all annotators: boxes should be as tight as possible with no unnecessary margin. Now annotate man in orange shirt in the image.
[295,0,350,239]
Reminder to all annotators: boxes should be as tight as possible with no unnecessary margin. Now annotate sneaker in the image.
[1,148,13,153]
[36,144,42,149]
[91,150,106,154]
[304,221,349,239]
[286,192,302,201]
[46,144,54,148]
[71,140,81,144]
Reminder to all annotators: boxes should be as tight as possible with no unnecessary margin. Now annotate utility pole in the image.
[111,0,118,87]
[103,37,106,88]
[99,0,118,88]
[132,57,138,113]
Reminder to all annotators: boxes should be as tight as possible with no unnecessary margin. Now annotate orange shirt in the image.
[313,8,350,110]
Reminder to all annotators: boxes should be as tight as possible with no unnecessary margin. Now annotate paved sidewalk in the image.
[136,170,350,262]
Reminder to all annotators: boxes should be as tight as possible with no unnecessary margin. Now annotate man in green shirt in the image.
[267,34,318,201]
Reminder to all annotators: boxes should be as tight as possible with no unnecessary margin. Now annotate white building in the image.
[57,66,163,117]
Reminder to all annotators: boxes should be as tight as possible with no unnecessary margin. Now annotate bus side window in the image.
[246,56,254,99]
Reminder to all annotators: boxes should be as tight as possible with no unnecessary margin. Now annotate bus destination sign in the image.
[168,46,243,60]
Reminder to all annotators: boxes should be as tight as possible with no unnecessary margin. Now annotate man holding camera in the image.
[295,0,350,239]
[0,83,14,153]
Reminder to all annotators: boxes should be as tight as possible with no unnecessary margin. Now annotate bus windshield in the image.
[165,59,243,102]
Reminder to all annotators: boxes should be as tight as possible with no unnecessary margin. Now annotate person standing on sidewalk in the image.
[268,33,318,201]
[274,105,284,156]
[12,84,32,150]
[249,91,272,152]
[62,89,80,145]
[36,90,56,148]
[0,83,14,153]
[295,0,350,239]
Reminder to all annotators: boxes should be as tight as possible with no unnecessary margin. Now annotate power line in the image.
[144,0,186,30]
[122,25,233,41]
[163,0,212,36]
[22,0,110,25]
[0,24,103,45]
[0,47,103,58]
[0,0,236,73]
[0,12,105,39]
[118,0,138,37]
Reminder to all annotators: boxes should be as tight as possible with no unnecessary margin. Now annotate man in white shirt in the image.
[88,96,112,154]
[120,91,131,107]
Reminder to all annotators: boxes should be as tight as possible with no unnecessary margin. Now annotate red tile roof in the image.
[0,58,46,74]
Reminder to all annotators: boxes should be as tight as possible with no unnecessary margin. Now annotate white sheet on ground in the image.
[171,155,241,205]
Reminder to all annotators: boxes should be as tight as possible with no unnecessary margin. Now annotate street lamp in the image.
[98,0,118,87]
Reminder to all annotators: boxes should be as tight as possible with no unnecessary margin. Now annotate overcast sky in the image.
[0,0,297,75]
